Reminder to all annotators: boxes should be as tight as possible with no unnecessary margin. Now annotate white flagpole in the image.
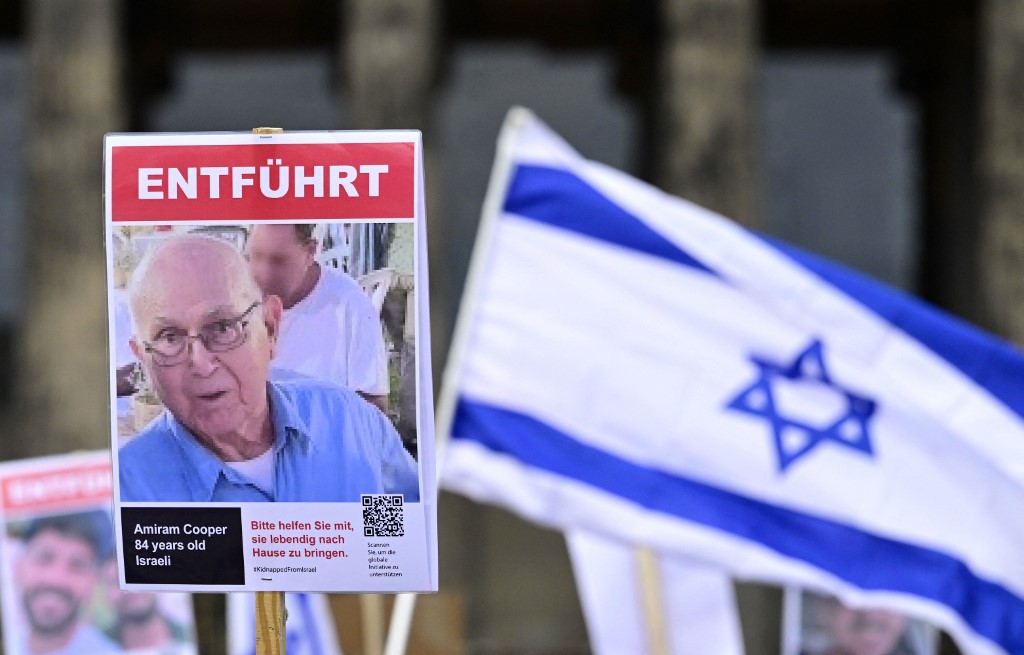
[382,593,417,655]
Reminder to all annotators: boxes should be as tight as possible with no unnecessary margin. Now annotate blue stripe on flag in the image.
[764,235,1024,423]
[504,165,717,276]
[452,397,1024,654]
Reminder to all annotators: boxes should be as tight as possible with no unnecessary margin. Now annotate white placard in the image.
[782,587,939,655]
[105,131,437,593]
[0,451,198,655]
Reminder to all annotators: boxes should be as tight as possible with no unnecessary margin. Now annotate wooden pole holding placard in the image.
[635,546,670,655]
[255,591,287,655]
[249,127,288,655]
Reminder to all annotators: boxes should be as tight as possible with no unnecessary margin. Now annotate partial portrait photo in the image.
[112,223,420,504]
[789,590,938,655]
[4,509,195,655]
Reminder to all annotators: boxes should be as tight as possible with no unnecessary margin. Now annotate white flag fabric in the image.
[566,532,745,655]
[439,107,1024,655]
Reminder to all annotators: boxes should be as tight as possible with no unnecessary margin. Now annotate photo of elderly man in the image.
[116,234,418,503]
[12,511,118,655]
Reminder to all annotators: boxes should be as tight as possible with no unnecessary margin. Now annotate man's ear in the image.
[303,238,318,266]
[263,295,284,350]
[129,336,143,362]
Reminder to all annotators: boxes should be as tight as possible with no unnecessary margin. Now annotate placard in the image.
[0,452,197,655]
[781,587,939,655]
[104,131,437,593]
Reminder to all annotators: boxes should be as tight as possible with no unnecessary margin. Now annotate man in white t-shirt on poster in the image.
[247,224,390,412]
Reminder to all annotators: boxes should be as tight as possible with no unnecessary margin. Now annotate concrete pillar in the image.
[340,0,443,343]
[341,0,438,130]
[977,0,1024,340]
[18,0,124,458]
[653,0,759,226]
[340,0,454,388]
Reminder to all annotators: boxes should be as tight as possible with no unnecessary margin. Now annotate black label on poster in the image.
[121,506,245,585]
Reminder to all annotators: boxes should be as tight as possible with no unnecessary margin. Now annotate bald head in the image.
[129,235,261,331]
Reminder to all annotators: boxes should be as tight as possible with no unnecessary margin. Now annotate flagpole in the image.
[434,106,533,445]
[255,591,287,655]
[383,593,417,655]
[635,547,670,655]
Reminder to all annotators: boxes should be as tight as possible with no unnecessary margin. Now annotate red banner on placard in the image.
[110,142,415,222]
[2,462,113,511]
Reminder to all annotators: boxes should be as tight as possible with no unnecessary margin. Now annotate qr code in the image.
[361,494,405,537]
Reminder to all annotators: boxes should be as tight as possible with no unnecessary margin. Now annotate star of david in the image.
[726,340,877,472]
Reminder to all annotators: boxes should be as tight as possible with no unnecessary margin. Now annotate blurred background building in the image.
[0,0,1020,653]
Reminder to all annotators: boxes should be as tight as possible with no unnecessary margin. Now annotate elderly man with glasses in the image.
[117,234,418,503]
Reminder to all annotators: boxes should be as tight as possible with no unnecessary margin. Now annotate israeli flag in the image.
[439,108,1024,655]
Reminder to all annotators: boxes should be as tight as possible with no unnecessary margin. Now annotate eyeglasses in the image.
[142,301,261,367]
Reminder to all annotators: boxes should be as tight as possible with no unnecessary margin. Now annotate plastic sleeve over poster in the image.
[103,130,437,593]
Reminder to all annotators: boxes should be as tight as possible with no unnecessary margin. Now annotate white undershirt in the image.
[225,447,275,494]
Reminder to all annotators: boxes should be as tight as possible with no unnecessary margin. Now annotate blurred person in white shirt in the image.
[247,224,389,413]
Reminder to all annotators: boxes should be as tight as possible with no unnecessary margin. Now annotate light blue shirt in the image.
[119,379,419,502]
